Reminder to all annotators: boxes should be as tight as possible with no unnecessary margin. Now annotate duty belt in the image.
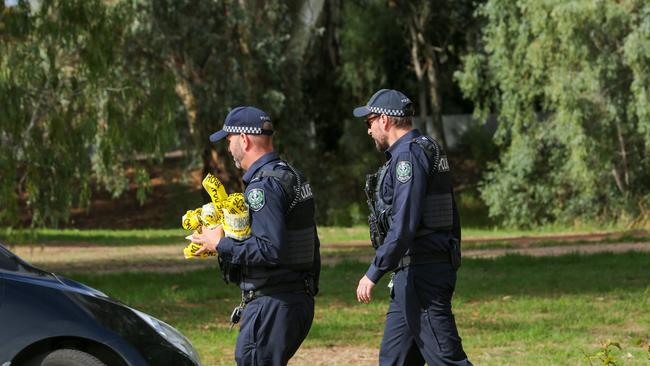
[397,252,449,270]
[229,279,313,330]
[242,279,313,304]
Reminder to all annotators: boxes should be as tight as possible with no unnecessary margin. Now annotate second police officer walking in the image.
[354,89,473,366]
[192,106,321,366]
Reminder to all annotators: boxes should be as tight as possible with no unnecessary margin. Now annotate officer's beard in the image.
[229,142,245,169]
[374,135,389,152]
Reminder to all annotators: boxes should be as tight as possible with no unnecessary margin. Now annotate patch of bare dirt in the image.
[11,244,214,274]
[464,230,650,246]
[290,345,377,366]
[11,240,650,275]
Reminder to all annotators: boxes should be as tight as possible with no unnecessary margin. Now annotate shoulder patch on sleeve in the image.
[396,160,412,183]
[247,188,265,211]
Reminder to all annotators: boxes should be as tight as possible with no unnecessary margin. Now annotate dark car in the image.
[0,243,201,366]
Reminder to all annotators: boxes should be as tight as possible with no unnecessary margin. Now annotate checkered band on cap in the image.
[224,125,263,135]
[368,106,406,117]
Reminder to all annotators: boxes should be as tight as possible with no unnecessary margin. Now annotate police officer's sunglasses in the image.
[366,114,381,128]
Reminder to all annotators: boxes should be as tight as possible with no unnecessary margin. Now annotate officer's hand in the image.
[356,275,375,304]
[192,225,224,256]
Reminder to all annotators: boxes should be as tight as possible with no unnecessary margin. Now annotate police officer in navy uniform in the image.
[353,90,472,366]
[192,106,320,366]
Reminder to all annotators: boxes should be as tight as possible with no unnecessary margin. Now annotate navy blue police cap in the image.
[209,106,274,142]
[353,89,414,118]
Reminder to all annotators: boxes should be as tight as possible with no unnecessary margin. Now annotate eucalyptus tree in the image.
[0,0,329,227]
[340,0,478,146]
[139,0,327,186]
[457,0,650,226]
[0,0,177,227]
[396,0,477,147]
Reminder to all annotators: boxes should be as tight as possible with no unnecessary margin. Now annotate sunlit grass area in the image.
[321,224,650,243]
[1,227,370,246]
[462,224,641,239]
[66,252,650,366]
[2,223,649,365]
[2,225,648,247]
[0,228,185,245]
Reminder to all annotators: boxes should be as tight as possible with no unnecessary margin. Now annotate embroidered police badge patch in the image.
[396,161,412,183]
[247,188,265,211]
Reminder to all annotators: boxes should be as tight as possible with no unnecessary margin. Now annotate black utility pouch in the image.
[227,265,241,284]
[450,238,462,271]
[218,256,241,284]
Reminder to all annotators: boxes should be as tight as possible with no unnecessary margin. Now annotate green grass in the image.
[0,226,371,246]
[461,234,650,250]
[3,225,647,247]
[0,228,185,246]
[317,226,370,243]
[68,252,650,366]
[461,223,634,239]
[315,223,640,244]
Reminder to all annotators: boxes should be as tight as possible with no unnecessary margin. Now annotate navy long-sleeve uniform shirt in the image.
[366,129,460,284]
[217,152,321,292]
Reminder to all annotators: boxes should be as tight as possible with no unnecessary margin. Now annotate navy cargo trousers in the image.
[235,292,314,366]
[379,263,472,366]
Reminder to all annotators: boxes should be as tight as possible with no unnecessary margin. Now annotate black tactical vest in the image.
[368,135,454,247]
[240,162,317,284]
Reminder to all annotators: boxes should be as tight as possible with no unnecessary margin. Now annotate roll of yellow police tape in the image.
[182,208,203,231]
[222,204,251,241]
[182,175,252,258]
[202,173,229,204]
[200,203,222,229]
[224,193,247,214]
[183,240,216,259]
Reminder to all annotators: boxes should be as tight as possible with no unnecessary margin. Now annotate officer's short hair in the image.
[250,121,274,147]
[388,115,412,128]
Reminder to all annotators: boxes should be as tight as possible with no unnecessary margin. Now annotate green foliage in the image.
[0,0,177,227]
[457,0,650,227]
[1,0,484,228]
[339,0,411,97]
[1,0,328,226]
[458,122,500,171]
[139,0,345,219]
[584,340,623,366]
[457,189,495,228]
[141,0,302,139]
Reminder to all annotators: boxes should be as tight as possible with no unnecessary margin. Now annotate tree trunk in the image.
[613,118,629,194]
[288,0,326,64]
[417,82,428,133]
[405,2,445,145]
[424,46,446,148]
[408,20,427,132]
[172,71,197,137]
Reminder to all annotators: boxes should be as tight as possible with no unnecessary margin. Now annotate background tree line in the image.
[1,0,648,228]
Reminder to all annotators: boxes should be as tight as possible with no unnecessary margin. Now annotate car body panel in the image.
[0,244,199,366]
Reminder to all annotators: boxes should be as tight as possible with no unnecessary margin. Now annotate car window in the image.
[0,244,56,278]
[0,253,19,271]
